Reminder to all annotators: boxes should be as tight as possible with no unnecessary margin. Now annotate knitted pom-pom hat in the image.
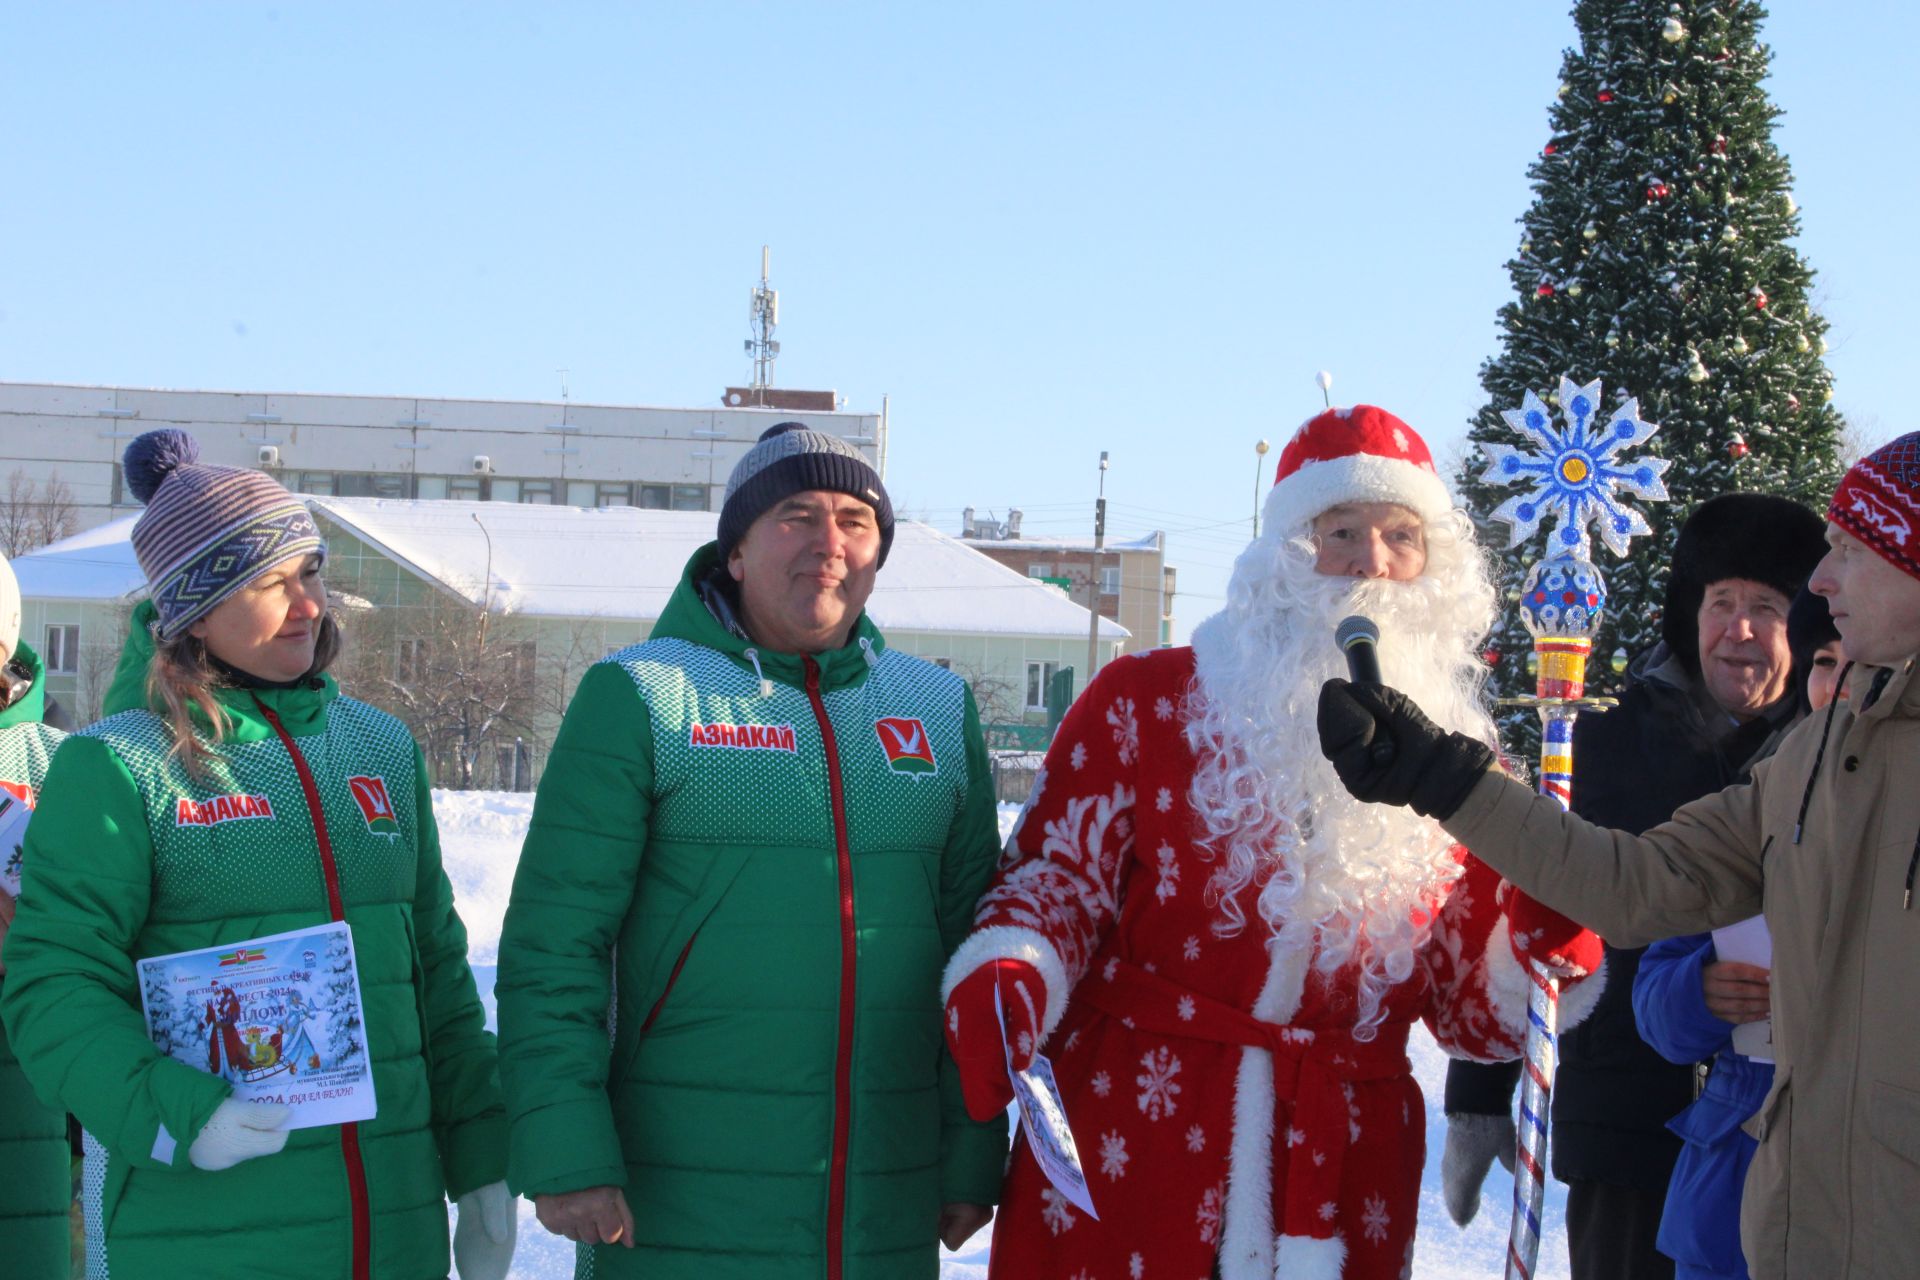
[1263,404,1454,534]
[123,428,326,641]
[717,421,895,566]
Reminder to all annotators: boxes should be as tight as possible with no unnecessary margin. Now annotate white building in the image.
[0,379,886,535]
[15,503,1126,782]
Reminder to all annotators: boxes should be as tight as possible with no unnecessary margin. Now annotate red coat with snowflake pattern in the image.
[943,648,1601,1280]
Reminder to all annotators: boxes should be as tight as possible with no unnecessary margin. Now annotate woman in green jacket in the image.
[0,550,72,1280]
[0,430,513,1280]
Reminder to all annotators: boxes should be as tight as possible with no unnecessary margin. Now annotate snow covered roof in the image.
[308,498,1129,640]
[11,514,147,602]
[960,531,1165,555]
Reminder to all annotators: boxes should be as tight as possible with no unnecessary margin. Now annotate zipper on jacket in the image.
[801,656,857,1280]
[255,698,373,1280]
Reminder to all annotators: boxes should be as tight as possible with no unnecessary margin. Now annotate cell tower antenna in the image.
[746,246,780,403]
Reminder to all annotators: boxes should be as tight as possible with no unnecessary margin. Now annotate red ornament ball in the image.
[1727,433,1751,461]
[1597,89,1615,103]
[1537,282,1556,298]
[1711,135,1729,155]
[1646,182,1672,202]
[1753,290,1769,310]
[1544,141,1558,157]
[1483,647,1502,668]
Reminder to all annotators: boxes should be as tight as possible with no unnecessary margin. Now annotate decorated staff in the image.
[1478,376,1669,1280]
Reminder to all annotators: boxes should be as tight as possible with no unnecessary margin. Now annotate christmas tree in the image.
[321,930,364,1068]
[1461,0,1846,719]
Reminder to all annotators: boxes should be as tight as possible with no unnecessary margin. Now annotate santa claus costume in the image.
[943,407,1604,1280]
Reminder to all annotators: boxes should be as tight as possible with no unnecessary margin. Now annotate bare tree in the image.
[76,603,134,727]
[0,469,77,557]
[334,594,540,790]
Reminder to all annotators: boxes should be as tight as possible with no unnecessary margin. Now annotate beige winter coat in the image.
[1442,656,1920,1280]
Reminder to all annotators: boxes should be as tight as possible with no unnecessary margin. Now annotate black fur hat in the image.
[1662,493,1828,675]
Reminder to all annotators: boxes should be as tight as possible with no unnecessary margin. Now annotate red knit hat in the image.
[1264,405,1455,534]
[1829,432,1920,582]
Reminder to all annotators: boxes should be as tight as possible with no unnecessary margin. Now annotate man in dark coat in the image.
[1441,492,1827,1280]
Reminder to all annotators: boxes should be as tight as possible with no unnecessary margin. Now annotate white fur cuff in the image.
[940,926,1073,1041]
[1272,1232,1347,1280]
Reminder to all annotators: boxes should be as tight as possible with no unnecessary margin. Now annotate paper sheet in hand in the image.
[1710,915,1773,1063]
[996,981,1098,1219]
[137,922,376,1129]
[0,793,30,896]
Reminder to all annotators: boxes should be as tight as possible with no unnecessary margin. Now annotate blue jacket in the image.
[1633,932,1775,1280]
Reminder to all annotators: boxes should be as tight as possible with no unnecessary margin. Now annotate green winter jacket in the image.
[0,672,506,1280]
[0,643,70,1280]
[496,545,1008,1280]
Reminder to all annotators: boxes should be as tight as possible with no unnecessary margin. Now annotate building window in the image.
[566,481,597,508]
[1101,565,1122,595]
[44,625,80,674]
[448,476,483,501]
[671,484,708,511]
[296,471,336,496]
[506,640,538,686]
[488,478,520,502]
[1027,563,1051,579]
[596,483,632,508]
[415,476,449,500]
[636,484,671,510]
[1026,660,1061,712]
[394,637,425,685]
[518,480,554,505]
[334,472,410,499]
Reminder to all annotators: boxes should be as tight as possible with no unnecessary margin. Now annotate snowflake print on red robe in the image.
[942,407,1604,1280]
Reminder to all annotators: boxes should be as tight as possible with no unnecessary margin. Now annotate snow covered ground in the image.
[435,789,1571,1279]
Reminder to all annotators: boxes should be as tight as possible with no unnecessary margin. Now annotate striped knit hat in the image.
[1829,431,1920,583]
[718,422,895,566]
[124,429,327,641]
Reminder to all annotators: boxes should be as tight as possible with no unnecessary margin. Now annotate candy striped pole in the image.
[1504,635,1591,1280]
[1481,377,1666,1279]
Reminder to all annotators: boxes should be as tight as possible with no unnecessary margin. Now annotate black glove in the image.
[1315,678,1496,820]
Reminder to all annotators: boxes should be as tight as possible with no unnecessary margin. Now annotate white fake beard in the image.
[1185,513,1499,1039]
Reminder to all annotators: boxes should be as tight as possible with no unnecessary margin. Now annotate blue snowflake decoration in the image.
[1480,376,1671,559]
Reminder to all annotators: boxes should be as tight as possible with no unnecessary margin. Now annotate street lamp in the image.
[1086,451,1110,692]
[1252,439,1271,539]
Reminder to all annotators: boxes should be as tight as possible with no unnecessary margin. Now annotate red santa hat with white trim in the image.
[1263,404,1455,533]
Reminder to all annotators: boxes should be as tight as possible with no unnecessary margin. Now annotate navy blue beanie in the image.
[717,422,895,565]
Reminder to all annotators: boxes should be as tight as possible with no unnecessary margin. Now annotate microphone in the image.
[1335,615,1383,686]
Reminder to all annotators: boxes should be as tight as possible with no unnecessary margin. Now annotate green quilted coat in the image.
[0,672,506,1279]
[496,545,1008,1280]
[0,643,70,1280]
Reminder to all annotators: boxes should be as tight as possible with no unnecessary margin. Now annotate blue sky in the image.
[4,2,1911,639]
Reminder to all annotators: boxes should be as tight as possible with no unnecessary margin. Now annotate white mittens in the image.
[187,1098,292,1171]
[453,1180,518,1280]
[1439,1111,1517,1227]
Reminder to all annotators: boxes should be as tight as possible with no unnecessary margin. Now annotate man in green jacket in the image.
[498,422,1008,1280]
[0,553,71,1280]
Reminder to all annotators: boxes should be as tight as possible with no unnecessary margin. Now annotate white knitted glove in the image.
[187,1099,292,1171]
[453,1180,517,1280]
[1440,1111,1516,1227]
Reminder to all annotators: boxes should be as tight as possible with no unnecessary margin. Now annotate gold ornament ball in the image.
[1662,17,1687,42]
[1796,334,1811,353]
[1721,225,1740,243]
[1610,648,1629,675]
[1732,335,1749,355]
[1688,361,1710,384]
[1583,223,1599,241]
[1567,282,1584,297]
